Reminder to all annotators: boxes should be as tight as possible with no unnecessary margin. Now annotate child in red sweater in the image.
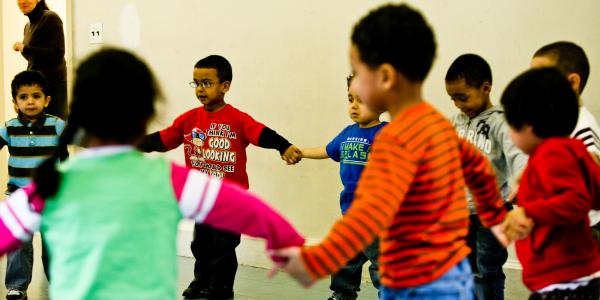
[501,67,600,299]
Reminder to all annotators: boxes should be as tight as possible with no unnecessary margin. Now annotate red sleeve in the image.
[159,110,194,150]
[239,110,266,146]
[521,146,593,225]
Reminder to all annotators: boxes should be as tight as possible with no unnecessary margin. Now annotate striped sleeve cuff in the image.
[300,247,329,279]
[170,163,305,251]
[0,187,42,254]
[171,163,221,222]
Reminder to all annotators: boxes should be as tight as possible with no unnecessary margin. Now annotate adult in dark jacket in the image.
[13,0,67,119]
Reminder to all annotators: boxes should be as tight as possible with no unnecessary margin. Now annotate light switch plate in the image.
[89,23,103,44]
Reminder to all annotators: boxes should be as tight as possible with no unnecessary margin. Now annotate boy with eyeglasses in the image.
[138,54,302,300]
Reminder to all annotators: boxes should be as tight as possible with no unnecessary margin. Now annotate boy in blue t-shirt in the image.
[299,74,386,300]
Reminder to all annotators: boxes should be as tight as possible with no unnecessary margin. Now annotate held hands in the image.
[268,247,314,287]
[13,42,24,52]
[282,145,302,165]
[490,206,534,247]
[502,206,534,242]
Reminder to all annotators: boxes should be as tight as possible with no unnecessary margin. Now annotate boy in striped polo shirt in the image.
[0,70,65,300]
[272,4,510,299]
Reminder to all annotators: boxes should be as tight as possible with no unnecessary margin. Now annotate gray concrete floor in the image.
[0,248,530,299]
[0,255,379,300]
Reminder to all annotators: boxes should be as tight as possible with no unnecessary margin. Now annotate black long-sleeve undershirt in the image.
[137,127,292,155]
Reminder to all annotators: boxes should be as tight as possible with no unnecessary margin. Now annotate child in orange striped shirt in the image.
[272,4,509,300]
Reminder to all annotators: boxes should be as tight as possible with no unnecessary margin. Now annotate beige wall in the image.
[68,0,600,269]
[2,0,28,122]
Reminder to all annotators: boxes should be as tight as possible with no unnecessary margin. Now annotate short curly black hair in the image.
[534,41,589,93]
[351,4,436,82]
[11,70,48,99]
[500,67,578,138]
[195,55,232,83]
[445,54,492,88]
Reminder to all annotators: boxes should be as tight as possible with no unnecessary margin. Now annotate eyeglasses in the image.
[189,80,215,89]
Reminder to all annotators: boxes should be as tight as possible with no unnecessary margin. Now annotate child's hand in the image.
[268,247,314,287]
[505,206,534,240]
[282,145,302,165]
[13,42,24,52]
[490,221,510,247]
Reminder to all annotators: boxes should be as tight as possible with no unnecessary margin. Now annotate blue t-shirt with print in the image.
[326,122,387,214]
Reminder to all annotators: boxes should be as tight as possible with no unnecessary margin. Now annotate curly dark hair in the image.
[351,4,436,82]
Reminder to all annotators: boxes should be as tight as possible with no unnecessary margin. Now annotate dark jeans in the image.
[529,278,600,299]
[467,215,508,300]
[46,82,68,119]
[5,235,50,290]
[191,224,241,291]
[591,223,600,252]
[330,240,381,300]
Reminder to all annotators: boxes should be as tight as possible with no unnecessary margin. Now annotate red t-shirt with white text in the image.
[159,104,265,189]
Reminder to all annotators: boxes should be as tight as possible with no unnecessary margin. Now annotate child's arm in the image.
[574,110,600,162]
[497,123,528,202]
[300,147,329,159]
[0,186,43,255]
[170,163,304,251]
[0,126,8,151]
[137,131,168,152]
[458,138,507,227]
[504,207,534,241]
[518,146,593,226]
[137,111,196,153]
[498,123,529,179]
[296,134,418,281]
[239,111,301,164]
[54,119,69,161]
[257,127,302,164]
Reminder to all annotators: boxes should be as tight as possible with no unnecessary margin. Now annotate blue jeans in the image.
[380,258,473,300]
[330,240,380,299]
[467,215,507,300]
